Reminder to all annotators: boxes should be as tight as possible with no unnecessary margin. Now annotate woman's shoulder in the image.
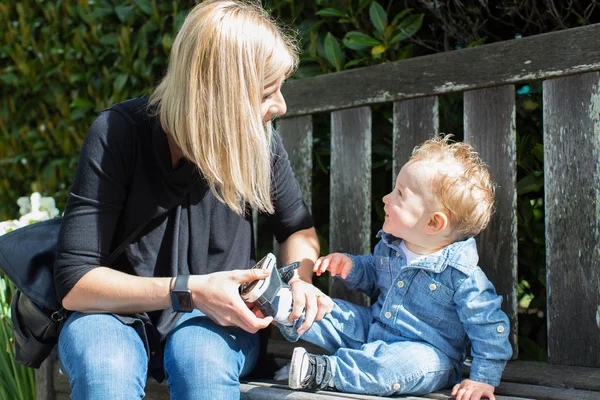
[86,95,153,144]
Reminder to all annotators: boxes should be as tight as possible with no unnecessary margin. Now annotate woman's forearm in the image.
[279,227,319,283]
[61,267,172,314]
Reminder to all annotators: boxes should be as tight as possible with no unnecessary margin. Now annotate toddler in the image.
[282,135,512,400]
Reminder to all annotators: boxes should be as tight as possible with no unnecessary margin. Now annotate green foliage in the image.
[0,277,35,400]
[266,0,423,76]
[0,0,193,219]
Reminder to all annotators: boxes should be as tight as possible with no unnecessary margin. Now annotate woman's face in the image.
[261,79,287,124]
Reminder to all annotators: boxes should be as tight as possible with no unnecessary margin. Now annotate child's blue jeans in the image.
[280,298,459,396]
[58,309,259,400]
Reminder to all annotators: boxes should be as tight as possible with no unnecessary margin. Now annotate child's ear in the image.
[425,211,449,234]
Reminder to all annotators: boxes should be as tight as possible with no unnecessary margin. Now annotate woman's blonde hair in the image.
[409,134,495,241]
[149,0,298,215]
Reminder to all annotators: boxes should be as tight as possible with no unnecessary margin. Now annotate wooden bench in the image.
[36,22,600,399]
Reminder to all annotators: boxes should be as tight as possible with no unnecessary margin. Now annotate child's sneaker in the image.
[239,253,300,326]
[289,347,334,390]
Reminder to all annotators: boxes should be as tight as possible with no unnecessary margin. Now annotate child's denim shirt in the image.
[344,231,513,386]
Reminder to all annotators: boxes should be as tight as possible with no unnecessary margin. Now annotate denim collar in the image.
[376,230,476,273]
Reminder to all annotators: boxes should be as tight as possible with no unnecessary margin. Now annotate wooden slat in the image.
[392,96,439,179]
[35,357,55,400]
[495,381,600,400]
[497,360,600,391]
[463,85,518,358]
[277,116,313,210]
[329,107,371,305]
[282,24,600,117]
[543,72,600,367]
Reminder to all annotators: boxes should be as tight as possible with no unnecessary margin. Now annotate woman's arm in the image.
[278,227,319,283]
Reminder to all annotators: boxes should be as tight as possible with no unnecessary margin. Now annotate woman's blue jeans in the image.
[58,310,260,400]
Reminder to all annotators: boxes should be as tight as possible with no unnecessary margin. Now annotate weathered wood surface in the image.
[329,107,371,306]
[52,362,537,400]
[35,356,55,400]
[282,24,600,117]
[392,96,439,179]
[498,360,600,391]
[463,85,518,359]
[495,381,600,400]
[277,116,313,210]
[542,71,600,367]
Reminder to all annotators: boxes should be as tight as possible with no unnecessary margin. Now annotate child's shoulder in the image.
[443,237,483,276]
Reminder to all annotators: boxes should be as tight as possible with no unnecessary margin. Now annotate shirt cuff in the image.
[469,358,507,387]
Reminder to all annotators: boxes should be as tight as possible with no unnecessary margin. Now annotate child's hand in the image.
[313,253,353,279]
[451,379,495,400]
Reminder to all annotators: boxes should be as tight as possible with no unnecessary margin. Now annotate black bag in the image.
[0,217,148,368]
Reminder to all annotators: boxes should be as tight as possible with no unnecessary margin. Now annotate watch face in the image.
[175,290,193,312]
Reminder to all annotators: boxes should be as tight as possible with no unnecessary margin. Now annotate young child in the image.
[281,135,512,400]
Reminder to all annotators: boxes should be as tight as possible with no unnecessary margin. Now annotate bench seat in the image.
[46,340,600,400]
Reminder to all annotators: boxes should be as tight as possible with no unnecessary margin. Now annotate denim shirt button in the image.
[384,311,392,319]
[429,283,437,291]
[397,280,405,288]
[393,383,401,390]
[396,252,401,257]
[497,325,505,333]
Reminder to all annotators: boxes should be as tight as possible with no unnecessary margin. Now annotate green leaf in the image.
[369,2,387,34]
[324,32,345,71]
[115,5,134,23]
[343,31,380,51]
[517,174,544,195]
[357,0,372,14]
[114,73,128,92]
[344,58,366,68]
[316,8,346,18]
[134,0,153,16]
[99,33,119,46]
[390,8,412,28]
[390,14,423,44]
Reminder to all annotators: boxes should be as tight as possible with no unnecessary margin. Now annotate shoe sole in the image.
[289,347,307,390]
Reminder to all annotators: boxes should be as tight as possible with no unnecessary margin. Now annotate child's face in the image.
[382,161,434,241]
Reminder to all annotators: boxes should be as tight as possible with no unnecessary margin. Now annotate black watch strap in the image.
[170,275,193,313]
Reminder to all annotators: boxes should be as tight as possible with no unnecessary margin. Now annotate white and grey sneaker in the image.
[289,347,334,391]
[239,253,301,326]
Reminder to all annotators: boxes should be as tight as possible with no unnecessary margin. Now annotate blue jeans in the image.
[58,310,260,400]
[280,299,458,396]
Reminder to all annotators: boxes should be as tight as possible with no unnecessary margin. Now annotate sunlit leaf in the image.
[369,2,387,34]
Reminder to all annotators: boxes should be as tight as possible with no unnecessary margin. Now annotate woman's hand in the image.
[288,277,334,334]
[188,269,274,333]
[451,379,496,400]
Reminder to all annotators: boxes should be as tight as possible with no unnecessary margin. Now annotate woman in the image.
[54,1,329,398]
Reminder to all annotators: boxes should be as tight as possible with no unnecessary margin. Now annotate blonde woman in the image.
[54,1,330,398]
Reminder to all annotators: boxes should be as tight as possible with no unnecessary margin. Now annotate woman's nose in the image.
[274,94,287,116]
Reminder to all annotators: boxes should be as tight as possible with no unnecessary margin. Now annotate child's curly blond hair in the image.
[408,134,495,241]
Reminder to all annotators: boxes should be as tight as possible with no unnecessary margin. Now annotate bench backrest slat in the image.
[464,85,519,358]
[392,96,440,178]
[329,107,372,305]
[277,116,313,210]
[543,72,600,367]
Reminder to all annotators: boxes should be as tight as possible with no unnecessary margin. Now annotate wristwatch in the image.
[170,275,193,313]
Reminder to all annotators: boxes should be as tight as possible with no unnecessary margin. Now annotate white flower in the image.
[1,193,61,236]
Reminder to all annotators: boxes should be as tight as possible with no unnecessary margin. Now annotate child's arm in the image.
[454,268,513,392]
[451,379,496,400]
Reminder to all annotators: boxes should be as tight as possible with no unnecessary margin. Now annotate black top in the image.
[54,96,313,378]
